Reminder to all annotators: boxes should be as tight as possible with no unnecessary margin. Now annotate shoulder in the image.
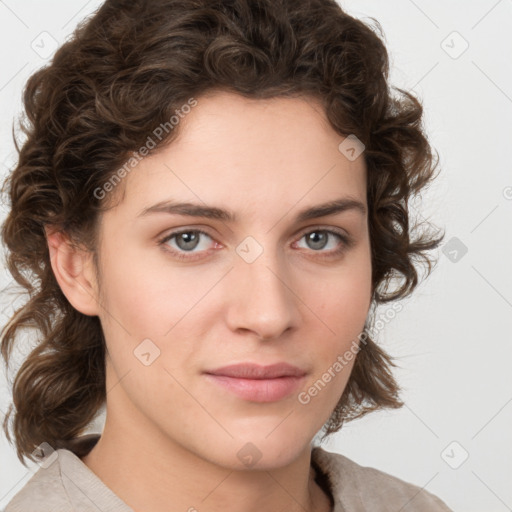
[312,446,453,511]
[3,453,71,512]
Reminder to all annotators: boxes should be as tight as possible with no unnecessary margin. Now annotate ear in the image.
[44,226,101,317]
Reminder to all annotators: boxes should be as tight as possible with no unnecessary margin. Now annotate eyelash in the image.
[158,227,354,262]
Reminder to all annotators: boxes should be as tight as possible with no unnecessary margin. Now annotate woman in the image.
[1,0,451,510]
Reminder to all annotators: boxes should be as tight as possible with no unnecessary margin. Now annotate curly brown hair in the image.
[1,0,444,464]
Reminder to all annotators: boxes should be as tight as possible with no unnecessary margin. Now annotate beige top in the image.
[4,434,452,511]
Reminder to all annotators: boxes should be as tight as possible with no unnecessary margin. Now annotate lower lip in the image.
[204,374,306,403]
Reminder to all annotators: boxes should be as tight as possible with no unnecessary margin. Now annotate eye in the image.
[294,228,353,257]
[158,229,218,261]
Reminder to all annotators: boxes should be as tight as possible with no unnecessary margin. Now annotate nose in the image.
[224,243,300,340]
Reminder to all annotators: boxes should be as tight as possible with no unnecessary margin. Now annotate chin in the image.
[200,429,314,471]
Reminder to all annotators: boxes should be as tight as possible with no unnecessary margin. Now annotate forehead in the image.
[106,90,367,221]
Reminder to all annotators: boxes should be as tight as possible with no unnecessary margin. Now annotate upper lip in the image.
[205,362,307,379]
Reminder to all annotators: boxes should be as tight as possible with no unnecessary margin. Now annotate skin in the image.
[46,90,372,512]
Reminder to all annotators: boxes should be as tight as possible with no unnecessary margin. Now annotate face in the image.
[92,90,372,469]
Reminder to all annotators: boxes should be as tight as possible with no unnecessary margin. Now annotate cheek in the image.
[96,250,200,420]
[97,243,220,388]
[99,243,202,337]
[313,251,372,335]
[301,250,371,397]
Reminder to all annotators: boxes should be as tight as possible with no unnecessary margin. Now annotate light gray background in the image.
[1,1,511,511]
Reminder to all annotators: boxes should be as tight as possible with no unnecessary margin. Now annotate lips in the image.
[205,362,307,379]
[204,362,307,403]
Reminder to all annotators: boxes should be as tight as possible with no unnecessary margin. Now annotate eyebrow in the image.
[137,197,367,223]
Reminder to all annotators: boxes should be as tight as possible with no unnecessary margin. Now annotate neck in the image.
[81,400,332,512]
